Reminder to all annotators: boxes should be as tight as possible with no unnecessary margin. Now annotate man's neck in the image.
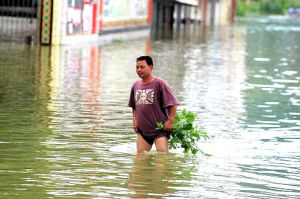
[142,75,155,84]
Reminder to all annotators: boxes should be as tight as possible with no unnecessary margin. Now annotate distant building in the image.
[0,0,236,44]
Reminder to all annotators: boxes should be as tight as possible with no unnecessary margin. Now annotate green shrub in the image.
[156,109,210,155]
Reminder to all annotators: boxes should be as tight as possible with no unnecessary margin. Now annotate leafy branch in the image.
[156,109,210,156]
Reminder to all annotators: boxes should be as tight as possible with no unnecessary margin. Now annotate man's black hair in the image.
[136,56,153,66]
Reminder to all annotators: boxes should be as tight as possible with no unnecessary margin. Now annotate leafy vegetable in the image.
[156,109,210,155]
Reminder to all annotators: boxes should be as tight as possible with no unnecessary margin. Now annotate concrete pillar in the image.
[176,4,182,26]
[157,4,164,26]
[186,6,192,25]
[188,6,192,22]
[152,2,157,26]
[195,6,200,24]
[209,0,216,26]
[40,0,54,45]
[201,0,208,27]
[51,0,66,45]
[147,0,153,25]
[231,0,236,24]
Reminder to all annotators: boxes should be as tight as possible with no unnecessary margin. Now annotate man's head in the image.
[136,56,153,79]
[136,56,153,67]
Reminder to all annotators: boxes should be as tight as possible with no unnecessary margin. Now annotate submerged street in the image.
[0,16,299,198]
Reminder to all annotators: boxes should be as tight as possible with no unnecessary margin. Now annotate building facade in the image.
[0,0,236,44]
[49,0,153,45]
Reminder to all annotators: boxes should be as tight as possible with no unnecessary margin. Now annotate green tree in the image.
[236,0,299,16]
[260,0,291,14]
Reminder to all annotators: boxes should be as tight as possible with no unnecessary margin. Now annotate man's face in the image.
[136,60,152,79]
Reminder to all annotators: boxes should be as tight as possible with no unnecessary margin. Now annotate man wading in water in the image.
[128,56,178,153]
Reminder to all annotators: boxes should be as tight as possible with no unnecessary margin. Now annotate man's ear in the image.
[149,65,153,70]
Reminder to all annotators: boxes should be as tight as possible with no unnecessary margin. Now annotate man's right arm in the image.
[132,108,138,133]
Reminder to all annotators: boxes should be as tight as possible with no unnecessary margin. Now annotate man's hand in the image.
[164,119,174,131]
[164,105,177,131]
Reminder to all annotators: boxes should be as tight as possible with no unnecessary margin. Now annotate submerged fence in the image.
[0,0,38,42]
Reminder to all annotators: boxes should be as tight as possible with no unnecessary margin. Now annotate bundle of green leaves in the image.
[156,109,210,155]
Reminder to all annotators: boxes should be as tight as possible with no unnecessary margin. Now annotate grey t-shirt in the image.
[128,77,179,137]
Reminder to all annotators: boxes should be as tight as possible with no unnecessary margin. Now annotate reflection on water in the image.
[127,154,176,198]
[0,16,300,198]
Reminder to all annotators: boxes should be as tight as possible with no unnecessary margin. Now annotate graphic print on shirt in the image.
[135,89,154,104]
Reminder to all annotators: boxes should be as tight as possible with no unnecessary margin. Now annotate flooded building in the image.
[152,0,236,27]
[0,0,236,45]
[49,0,153,45]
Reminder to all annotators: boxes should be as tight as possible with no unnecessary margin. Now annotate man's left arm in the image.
[164,105,177,131]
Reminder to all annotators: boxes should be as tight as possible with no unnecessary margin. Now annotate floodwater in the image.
[0,16,299,198]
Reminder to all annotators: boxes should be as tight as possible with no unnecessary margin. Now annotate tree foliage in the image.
[236,0,300,16]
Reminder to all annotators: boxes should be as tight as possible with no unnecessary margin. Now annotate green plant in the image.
[112,39,124,44]
[156,109,210,155]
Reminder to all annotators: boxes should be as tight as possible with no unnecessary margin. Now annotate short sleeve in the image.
[128,85,135,108]
[160,80,179,108]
